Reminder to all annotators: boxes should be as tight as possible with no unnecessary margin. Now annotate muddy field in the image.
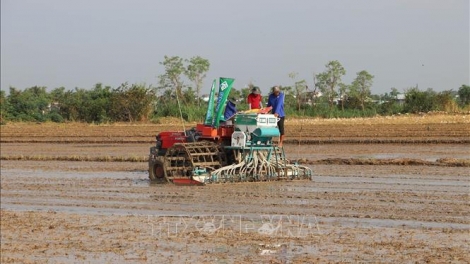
[1,115,470,263]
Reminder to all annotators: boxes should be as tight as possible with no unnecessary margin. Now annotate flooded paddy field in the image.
[1,117,469,263]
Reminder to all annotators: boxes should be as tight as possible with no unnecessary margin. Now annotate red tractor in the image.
[148,78,312,185]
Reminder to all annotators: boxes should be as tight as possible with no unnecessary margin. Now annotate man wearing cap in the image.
[247,86,262,110]
[267,86,285,147]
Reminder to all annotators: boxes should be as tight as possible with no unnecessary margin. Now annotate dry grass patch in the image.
[286,113,470,125]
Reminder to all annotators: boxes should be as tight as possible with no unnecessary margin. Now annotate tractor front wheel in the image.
[149,158,167,183]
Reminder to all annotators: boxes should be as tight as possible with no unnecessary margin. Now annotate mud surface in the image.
[1,119,470,263]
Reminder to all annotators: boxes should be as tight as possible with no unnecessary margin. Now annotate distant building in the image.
[201,94,210,102]
[396,93,406,105]
[299,91,322,105]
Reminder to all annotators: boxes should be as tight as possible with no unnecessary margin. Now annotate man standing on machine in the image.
[247,86,262,110]
[267,86,285,147]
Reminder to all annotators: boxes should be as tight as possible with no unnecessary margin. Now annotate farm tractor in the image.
[149,78,312,185]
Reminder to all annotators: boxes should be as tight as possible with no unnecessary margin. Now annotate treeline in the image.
[1,83,468,124]
[0,56,469,124]
[281,60,469,118]
[283,85,470,118]
[0,83,156,123]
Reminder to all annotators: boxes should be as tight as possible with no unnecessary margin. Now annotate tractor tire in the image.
[149,158,167,183]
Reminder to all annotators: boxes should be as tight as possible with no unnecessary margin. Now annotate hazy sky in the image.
[1,0,469,95]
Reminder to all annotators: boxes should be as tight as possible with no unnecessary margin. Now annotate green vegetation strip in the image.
[1,155,468,167]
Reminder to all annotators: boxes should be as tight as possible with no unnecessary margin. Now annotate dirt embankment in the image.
[1,114,469,144]
[2,114,469,167]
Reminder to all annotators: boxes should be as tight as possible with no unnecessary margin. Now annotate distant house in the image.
[365,97,379,104]
[299,91,322,105]
[200,94,210,102]
[396,93,406,105]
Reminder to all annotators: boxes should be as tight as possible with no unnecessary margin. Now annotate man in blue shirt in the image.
[267,86,285,147]
[223,98,237,121]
